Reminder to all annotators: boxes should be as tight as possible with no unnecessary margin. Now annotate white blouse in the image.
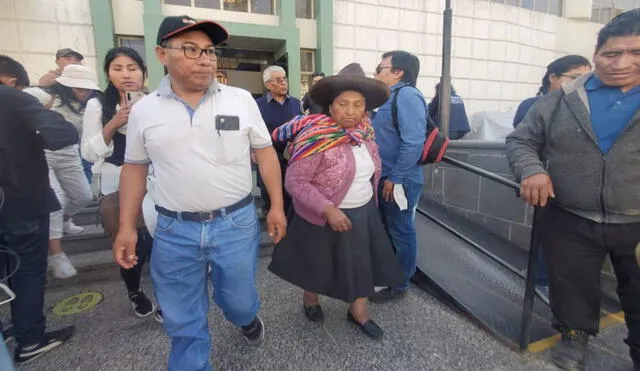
[339,145,375,209]
[81,98,128,195]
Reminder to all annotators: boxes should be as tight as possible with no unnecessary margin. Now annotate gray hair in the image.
[263,65,286,84]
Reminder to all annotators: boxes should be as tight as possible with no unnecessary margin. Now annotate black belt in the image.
[155,195,254,222]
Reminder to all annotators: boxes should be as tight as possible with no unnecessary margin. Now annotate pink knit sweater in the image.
[285,141,381,226]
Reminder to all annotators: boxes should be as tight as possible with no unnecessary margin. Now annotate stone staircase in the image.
[56,174,273,284]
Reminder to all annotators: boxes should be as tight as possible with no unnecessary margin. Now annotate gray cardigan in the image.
[505,72,640,224]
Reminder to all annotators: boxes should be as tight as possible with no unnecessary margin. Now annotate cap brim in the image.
[55,76,100,91]
[309,76,390,111]
[161,20,229,46]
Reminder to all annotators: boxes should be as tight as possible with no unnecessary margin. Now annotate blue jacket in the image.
[372,83,427,185]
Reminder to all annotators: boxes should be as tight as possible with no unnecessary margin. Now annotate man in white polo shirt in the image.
[113,15,287,370]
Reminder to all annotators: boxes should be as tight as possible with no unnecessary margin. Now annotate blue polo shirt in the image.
[585,76,640,154]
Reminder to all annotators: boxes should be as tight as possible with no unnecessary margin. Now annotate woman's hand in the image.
[107,105,131,129]
[323,205,352,232]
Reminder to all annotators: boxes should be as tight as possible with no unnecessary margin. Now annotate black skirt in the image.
[268,199,404,302]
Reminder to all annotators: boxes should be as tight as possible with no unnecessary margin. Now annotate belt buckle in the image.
[202,211,215,222]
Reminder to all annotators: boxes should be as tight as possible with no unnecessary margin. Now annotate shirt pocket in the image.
[213,127,250,164]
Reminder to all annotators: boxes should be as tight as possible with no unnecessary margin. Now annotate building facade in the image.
[1,0,639,114]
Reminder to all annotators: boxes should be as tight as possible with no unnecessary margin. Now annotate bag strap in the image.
[391,85,407,135]
[391,85,437,136]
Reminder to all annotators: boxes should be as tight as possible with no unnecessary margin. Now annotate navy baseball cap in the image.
[156,15,228,46]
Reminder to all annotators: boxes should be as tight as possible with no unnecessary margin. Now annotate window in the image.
[296,0,313,19]
[251,0,273,14]
[195,0,220,8]
[164,0,191,5]
[167,0,276,14]
[300,49,315,95]
[223,0,248,12]
[499,0,563,15]
[117,36,147,65]
[591,0,640,24]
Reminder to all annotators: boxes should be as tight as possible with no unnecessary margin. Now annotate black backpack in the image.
[391,86,449,165]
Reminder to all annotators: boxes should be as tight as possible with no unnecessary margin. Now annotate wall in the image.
[226,70,264,94]
[0,0,98,84]
[332,0,603,116]
[422,141,533,250]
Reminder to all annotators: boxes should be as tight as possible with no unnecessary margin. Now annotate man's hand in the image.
[520,173,555,207]
[38,69,61,87]
[266,207,287,244]
[112,227,139,269]
[323,205,352,232]
[382,179,395,202]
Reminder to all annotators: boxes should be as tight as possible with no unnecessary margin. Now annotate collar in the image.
[585,75,605,91]
[156,75,218,99]
[267,92,289,103]
[390,82,411,92]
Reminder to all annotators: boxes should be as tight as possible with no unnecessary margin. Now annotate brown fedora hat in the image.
[309,63,390,111]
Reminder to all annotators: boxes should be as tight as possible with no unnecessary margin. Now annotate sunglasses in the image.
[375,65,393,75]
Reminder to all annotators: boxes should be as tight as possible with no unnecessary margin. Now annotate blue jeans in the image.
[0,333,14,371]
[378,180,424,290]
[81,159,92,185]
[151,203,261,371]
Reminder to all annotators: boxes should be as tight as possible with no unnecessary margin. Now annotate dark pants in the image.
[542,205,640,362]
[0,215,49,346]
[257,154,291,215]
[120,228,153,294]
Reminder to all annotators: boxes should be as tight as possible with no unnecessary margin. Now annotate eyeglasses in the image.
[269,77,288,84]
[559,74,582,80]
[375,65,393,75]
[164,45,218,60]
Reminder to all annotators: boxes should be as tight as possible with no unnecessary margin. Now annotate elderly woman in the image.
[268,63,403,339]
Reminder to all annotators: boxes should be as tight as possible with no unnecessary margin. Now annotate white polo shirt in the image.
[125,76,272,212]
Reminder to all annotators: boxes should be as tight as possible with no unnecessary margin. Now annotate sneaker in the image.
[369,287,407,303]
[48,253,77,279]
[154,308,164,324]
[14,326,75,365]
[241,316,264,346]
[552,328,589,370]
[63,219,84,234]
[535,284,550,306]
[128,291,155,318]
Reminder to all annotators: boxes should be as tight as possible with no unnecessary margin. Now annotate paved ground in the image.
[1,257,633,371]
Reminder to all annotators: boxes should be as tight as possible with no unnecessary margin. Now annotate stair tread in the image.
[62,224,108,241]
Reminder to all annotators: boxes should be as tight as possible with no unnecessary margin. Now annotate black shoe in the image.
[241,316,264,346]
[552,328,589,370]
[346,311,383,340]
[303,304,324,323]
[369,287,407,303]
[154,308,164,324]
[129,290,155,318]
[14,326,75,365]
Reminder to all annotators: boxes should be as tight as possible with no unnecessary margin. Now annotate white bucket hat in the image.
[55,64,100,91]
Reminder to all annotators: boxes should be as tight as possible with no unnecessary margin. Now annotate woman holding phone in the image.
[81,47,161,322]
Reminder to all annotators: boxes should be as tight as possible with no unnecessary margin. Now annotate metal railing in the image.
[422,154,544,352]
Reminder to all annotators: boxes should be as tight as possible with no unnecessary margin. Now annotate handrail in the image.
[441,155,520,191]
[431,154,541,352]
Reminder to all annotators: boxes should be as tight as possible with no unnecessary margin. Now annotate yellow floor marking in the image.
[527,311,625,353]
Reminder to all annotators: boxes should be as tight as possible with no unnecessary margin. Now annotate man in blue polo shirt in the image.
[256,65,302,214]
[506,9,640,370]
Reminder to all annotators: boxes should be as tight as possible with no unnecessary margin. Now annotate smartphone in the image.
[0,283,15,307]
[126,91,145,106]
